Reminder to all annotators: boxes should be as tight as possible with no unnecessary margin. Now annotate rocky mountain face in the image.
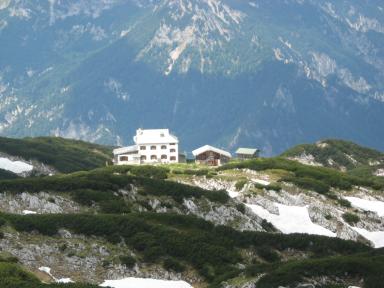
[0,1,384,154]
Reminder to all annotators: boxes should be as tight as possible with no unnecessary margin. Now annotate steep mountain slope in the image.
[282,139,384,176]
[0,1,384,154]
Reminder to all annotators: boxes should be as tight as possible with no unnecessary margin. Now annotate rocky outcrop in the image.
[0,192,84,214]
[0,230,201,285]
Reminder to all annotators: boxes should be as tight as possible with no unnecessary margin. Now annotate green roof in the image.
[236,148,259,155]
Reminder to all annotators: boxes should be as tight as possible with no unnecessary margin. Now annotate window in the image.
[151,155,157,160]
[161,145,167,150]
[170,143,176,146]
[161,155,167,160]
[120,156,129,161]
[150,146,157,150]
[140,155,147,161]
[140,146,146,150]
[170,156,176,161]
[170,149,176,153]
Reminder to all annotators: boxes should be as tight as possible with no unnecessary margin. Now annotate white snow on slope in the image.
[39,267,52,275]
[0,157,33,174]
[39,267,73,283]
[227,190,239,198]
[345,197,384,217]
[252,179,270,186]
[351,227,384,248]
[22,210,37,215]
[57,278,74,283]
[100,278,193,288]
[246,203,336,237]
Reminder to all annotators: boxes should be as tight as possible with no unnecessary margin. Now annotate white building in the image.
[113,129,180,165]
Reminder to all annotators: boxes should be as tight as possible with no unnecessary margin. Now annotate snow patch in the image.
[22,210,37,215]
[57,278,74,283]
[345,197,384,217]
[351,227,384,248]
[39,267,74,283]
[246,203,336,237]
[0,158,33,174]
[252,179,270,186]
[375,168,384,177]
[100,278,193,288]
[227,190,239,198]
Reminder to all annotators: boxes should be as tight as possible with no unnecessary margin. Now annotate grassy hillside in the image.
[281,139,384,175]
[0,137,112,173]
[219,157,384,195]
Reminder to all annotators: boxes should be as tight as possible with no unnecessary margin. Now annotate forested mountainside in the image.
[0,1,384,154]
[0,136,383,287]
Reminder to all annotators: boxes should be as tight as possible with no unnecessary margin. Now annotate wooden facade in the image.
[195,150,230,166]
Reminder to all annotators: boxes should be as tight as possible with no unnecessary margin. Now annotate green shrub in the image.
[337,198,352,208]
[163,258,186,272]
[130,165,169,180]
[256,246,280,262]
[236,203,246,214]
[261,219,276,232]
[143,246,165,262]
[0,169,19,180]
[235,179,247,191]
[282,176,330,194]
[100,201,130,214]
[120,255,136,268]
[342,213,360,225]
[257,252,384,288]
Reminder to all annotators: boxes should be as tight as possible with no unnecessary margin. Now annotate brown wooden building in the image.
[192,145,232,166]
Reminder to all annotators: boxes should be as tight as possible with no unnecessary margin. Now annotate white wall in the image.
[138,143,179,164]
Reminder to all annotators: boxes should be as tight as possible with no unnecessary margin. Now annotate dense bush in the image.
[163,257,186,272]
[235,179,247,191]
[172,168,210,176]
[342,212,360,225]
[256,246,281,262]
[253,182,282,192]
[282,176,330,194]
[257,252,384,288]
[119,255,136,268]
[136,177,229,204]
[0,169,18,180]
[337,198,352,208]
